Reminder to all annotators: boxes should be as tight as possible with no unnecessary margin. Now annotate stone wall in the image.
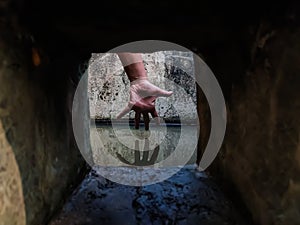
[212,27,300,225]
[88,51,197,122]
[0,29,86,225]
[0,123,25,225]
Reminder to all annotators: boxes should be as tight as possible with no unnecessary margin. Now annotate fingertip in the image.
[158,90,173,97]
[135,112,141,129]
[166,91,173,97]
[135,121,140,130]
[142,113,150,131]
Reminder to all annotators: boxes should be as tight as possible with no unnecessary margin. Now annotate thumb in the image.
[156,88,173,97]
[148,83,173,97]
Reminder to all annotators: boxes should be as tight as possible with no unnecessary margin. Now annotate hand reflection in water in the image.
[116,138,159,166]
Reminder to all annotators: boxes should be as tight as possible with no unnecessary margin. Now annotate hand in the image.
[116,79,172,130]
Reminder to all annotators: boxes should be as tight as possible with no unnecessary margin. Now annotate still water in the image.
[90,124,198,167]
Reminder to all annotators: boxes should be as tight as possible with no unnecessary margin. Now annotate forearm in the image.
[117,53,143,66]
[117,53,147,82]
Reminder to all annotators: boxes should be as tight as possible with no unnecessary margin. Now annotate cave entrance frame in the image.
[72,40,227,186]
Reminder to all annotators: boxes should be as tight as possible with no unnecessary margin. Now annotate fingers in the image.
[116,101,134,119]
[150,109,160,125]
[134,112,141,129]
[142,112,150,131]
[135,110,159,130]
[144,138,149,151]
[147,96,157,104]
[116,106,130,119]
[150,109,158,118]
[150,145,160,163]
[134,140,140,162]
[141,138,149,163]
[116,152,131,165]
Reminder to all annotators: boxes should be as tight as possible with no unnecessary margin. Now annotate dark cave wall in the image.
[0,0,299,224]
[209,24,300,225]
[0,10,87,225]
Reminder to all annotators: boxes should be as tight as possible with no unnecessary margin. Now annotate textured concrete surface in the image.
[88,52,197,122]
[49,166,249,225]
[210,27,300,225]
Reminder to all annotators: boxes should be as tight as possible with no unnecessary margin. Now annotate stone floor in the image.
[49,166,250,225]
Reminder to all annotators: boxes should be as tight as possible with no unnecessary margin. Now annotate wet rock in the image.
[49,166,248,225]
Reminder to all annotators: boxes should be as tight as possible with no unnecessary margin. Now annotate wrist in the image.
[124,62,148,82]
[130,77,148,86]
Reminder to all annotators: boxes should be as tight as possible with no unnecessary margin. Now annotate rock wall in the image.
[213,27,300,225]
[0,123,25,225]
[0,29,86,225]
[88,51,197,122]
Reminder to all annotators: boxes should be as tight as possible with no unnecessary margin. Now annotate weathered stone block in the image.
[88,51,197,122]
